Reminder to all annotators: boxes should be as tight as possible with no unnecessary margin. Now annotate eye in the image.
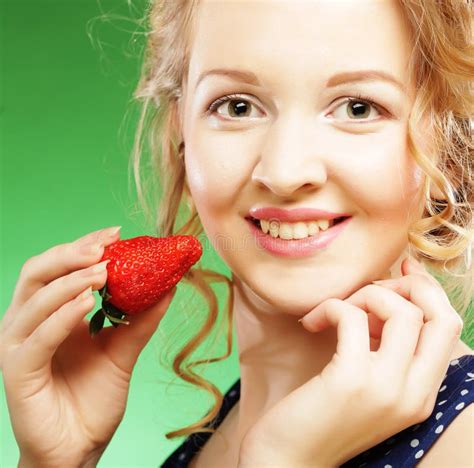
[331,95,385,122]
[208,94,263,119]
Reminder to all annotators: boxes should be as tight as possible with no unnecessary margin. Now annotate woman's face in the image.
[180,0,426,314]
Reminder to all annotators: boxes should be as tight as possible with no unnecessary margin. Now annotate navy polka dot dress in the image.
[161,354,474,467]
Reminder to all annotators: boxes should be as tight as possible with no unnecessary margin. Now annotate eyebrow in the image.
[195,68,408,95]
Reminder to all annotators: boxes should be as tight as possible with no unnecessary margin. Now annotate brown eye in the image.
[226,99,252,117]
[209,95,263,119]
[347,100,372,119]
[332,98,382,121]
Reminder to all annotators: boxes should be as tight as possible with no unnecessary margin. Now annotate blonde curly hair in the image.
[127,0,474,440]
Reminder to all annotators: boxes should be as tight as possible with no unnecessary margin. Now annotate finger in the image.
[300,298,370,363]
[369,274,463,404]
[402,255,428,275]
[370,273,461,344]
[7,261,110,342]
[97,287,178,374]
[344,285,424,378]
[401,256,447,294]
[10,226,121,309]
[13,286,96,375]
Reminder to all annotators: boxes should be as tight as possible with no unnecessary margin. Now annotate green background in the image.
[1,1,239,466]
[1,1,473,467]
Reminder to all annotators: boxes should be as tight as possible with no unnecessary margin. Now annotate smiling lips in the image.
[246,206,351,241]
[248,206,351,223]
[249,216,345,240]
[246,215,352,258]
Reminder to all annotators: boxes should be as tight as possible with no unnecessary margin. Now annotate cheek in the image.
[342,132,423,221]
[184,129,254,219]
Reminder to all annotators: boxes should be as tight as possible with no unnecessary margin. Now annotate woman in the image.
[2,0,473,467]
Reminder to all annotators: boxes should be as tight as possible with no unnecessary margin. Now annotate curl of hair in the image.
[128,0,474,440]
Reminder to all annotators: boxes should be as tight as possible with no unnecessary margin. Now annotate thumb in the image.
[98,286,178,373]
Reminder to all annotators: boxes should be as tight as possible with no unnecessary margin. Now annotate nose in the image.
[251,111,328,197]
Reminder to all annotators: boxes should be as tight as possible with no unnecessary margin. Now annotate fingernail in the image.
[104,226,121,238]
[92,259,111,273]
[408,256,425,269]
[298,316,309,326]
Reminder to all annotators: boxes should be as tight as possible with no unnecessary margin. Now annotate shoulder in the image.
[417,402,473,467]
[417,339,473,467]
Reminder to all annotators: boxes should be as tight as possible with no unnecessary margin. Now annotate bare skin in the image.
[1,227,177,467]
[177,0,473,465]
[189,336,472,468]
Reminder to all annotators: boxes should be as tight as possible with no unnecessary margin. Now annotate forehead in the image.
[187,0,414,92]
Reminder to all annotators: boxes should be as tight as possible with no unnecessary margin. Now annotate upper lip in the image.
[247,207,351,222]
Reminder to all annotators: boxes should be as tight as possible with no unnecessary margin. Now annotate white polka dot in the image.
[384,450,392,456]
[455,402,465,410]
[438,384,446,392]
[435,425,444,434]
[450,359,459,366]
[178,453,186,460]
[384,464,392,468]
[460,389,468,396]
[414,449,425,459]
[438,399,447,406]
[435,411,443,420]
[229,390,237,397]
[410,439,420,448]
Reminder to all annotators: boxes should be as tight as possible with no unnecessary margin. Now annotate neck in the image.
[232,274,338,444]
[230,248,408,445]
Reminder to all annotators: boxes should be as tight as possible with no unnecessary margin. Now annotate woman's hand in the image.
[1,227,178,467]
[238,256,464,467]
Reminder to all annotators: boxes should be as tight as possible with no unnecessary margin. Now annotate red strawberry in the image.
[89,235,203,337]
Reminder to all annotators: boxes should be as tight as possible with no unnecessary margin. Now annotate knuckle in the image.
[19,256,37,278]
[355,309,369,325]
[324,298,344,310]
[412,273,434,289]
[446,314,464,337]
[405,306,424,327]
[366,283,382,294]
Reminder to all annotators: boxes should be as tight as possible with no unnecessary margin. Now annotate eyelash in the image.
[207,92,388,121]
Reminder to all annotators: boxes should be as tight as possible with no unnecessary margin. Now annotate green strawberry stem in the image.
[102,306,130,325]
[89,284,130,337]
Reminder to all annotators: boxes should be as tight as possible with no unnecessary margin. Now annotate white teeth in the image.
[256,218,335,239]
[293,222,308,239]
[269,221,279,238]
[279,223,293,240]
[317,219,330,231]
[307,221,320,235]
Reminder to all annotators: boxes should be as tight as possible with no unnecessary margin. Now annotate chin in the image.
[250,276,357,316]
